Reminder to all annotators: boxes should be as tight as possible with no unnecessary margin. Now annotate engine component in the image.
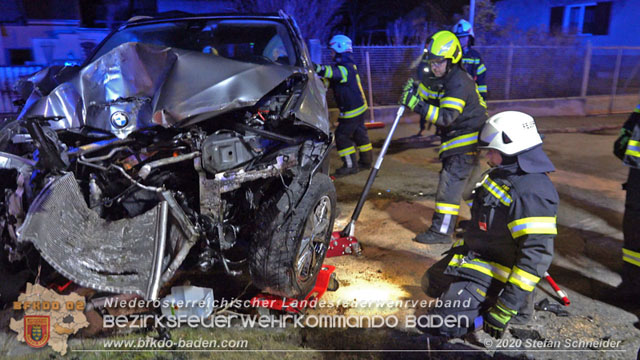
[201,133,259,174]
[197,247,216,272]
[138,151,200,179]
[88,174,102,209]
[25,117,69,172]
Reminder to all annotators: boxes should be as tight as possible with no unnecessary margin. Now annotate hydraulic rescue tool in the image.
[327,106,406,257]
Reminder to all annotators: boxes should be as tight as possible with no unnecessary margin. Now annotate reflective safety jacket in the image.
[621,103,640,168]
[444,163,559,313]
[317,54,368,120]
[416,65,488,158]
[461,48,488,99]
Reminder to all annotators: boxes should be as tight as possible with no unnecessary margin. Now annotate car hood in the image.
[19,42,328,137]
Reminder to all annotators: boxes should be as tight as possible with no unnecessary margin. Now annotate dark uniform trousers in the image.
[422,251,535,338]
[623,167,640,284]
[618,105,640,286]
[412,65,487,236]
[430,153,478,235]
[335,113,371,166]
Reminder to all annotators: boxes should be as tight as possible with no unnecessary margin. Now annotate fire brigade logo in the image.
[24,315,50,348]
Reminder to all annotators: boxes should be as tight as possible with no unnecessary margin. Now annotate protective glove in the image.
[400,78,430,135]
[483,300,517,339]
[402,78,415,92]
[614,128,632,160]
[314,63,325,75]
[399,88,421,111]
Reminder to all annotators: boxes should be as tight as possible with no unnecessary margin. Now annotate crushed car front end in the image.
[0,13,336,304]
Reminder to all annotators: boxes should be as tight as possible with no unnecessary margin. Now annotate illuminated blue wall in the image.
[495,0,640,46]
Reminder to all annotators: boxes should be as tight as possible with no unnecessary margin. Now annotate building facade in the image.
[495,0,639,46]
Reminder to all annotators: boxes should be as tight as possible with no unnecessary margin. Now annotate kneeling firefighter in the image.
[422,111,559,338]
[315,35,372,177]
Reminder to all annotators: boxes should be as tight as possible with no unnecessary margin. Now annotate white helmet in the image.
[329,34,353,53]
[479,111,543,155]
[452,19,475,39]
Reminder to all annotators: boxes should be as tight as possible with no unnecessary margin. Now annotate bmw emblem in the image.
[110,111,129,128]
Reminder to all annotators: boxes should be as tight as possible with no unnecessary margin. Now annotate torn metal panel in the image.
[20,42,329,137]
[16,173,174,299]
[290,72,329,135]
[22,43,177,134]
[154,49,295,127]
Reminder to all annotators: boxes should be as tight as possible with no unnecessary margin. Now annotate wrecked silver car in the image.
[0,13,335,303]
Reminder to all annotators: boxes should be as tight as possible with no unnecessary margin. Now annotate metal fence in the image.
[321,44,640,108]
[1,44,640,114]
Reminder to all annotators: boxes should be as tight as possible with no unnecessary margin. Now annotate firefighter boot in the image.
[413,230,452,244]
[358,150,373,171]
[511,289,535,325]
[615,262,640,304]
[334,153,359,177]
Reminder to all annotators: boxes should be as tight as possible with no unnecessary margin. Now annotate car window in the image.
[89,19,298,66]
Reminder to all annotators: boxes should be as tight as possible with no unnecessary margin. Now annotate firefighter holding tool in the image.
[400,30,487,244]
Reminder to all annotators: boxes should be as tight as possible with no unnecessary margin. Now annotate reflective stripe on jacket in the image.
[416,65,487,158]
[317,54,368,120]
[461,48,487,99]
[622,103,640,168]
[444,163,559,312]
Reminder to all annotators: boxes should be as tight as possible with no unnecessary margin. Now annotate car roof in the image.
[121,12,287,29]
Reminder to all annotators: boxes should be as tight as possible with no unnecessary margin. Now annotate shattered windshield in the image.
[90,19,299,66]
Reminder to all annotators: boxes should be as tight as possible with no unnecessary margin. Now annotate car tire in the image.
[249,172,336,298]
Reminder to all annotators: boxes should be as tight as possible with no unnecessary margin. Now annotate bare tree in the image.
[384,2,446,46]
[341,0,364,42]
[229,0,345,42]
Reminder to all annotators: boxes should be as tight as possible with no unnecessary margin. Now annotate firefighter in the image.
[422,111,559,338]
[400,30,488,244]
[452,19,488,99]
[613,102,640,300]
[315,34,372,177]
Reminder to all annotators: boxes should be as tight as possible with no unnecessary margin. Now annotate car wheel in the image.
[250,172,336,298]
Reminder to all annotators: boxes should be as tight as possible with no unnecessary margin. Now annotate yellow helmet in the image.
[425,30,462,64]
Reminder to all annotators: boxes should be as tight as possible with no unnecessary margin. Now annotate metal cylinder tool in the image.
[328,106,405,257]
